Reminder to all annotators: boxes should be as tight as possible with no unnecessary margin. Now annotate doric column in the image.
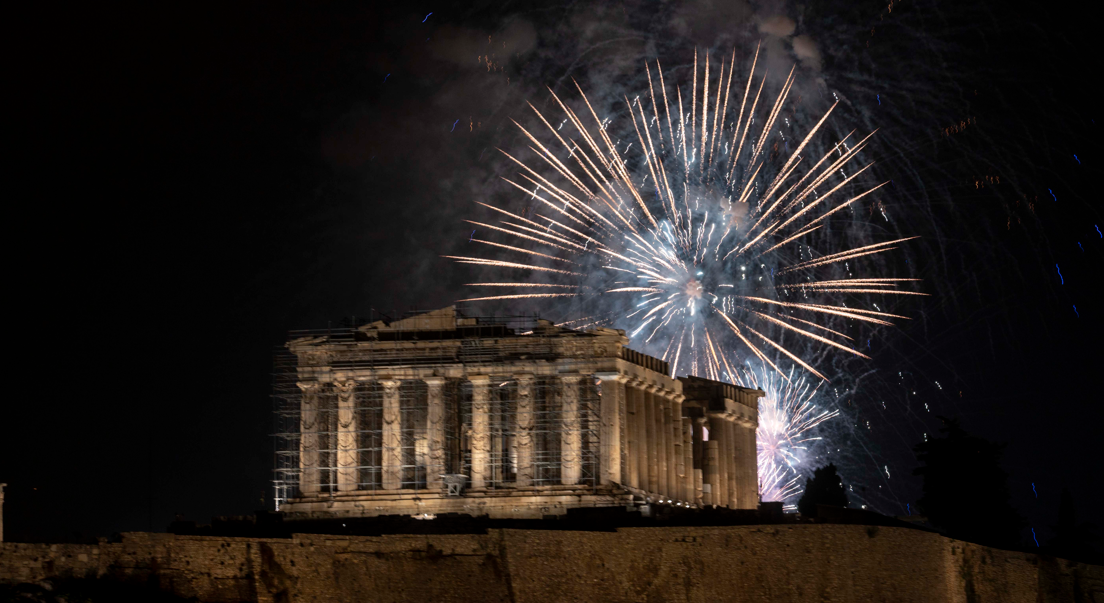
[725,420,739,508]
[515,375,535,487]
[693,417,707,506]
[596,373,624,485]
[749,420,760,507]
[644,385,658,494]
[682,417,693,502]
[738,419,758,509]
[559,374,582,486]
[657,393,671,498]
[425,377,447,491]
[297,381,322,496]
[704,439,719,506]
[634,382,648,492]
[469,375,491,489]
[334,380,359,492]
[731,419,746,508]
[624,381,639,489]
[668,396,681,499]
[707,415,728,507]
[381,379,403,490]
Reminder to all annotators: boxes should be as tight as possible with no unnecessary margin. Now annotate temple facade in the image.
[274,307,761,519]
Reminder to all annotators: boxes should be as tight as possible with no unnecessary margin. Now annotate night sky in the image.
[5,0,1100,548]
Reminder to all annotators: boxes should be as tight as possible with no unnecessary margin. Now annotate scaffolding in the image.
[272,312,606,510]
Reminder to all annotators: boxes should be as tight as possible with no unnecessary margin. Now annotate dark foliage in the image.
[1044,487,1099,562]
[913,418,1024,548]
[797,463,849,516]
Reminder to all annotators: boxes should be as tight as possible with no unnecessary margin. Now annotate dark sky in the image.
[5,0,1100,547]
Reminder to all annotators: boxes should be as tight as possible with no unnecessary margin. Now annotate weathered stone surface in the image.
[281,308,763,519]
[2,527,1101,602]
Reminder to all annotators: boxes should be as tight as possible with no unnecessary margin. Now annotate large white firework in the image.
[451,46,924,381]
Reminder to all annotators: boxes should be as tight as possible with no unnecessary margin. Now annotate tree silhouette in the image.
[1045,487,1099,562]
[797,463,849,516]
[913,417,1024,548]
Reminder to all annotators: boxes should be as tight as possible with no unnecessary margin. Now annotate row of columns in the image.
[298,374,758,507]
[297,375,589,495]
[700,413,758,509]
[619,377,695,502]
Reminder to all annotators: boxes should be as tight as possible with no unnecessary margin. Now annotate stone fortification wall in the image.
[1,525,1101,602]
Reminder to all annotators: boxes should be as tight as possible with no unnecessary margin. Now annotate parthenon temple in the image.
[273,307,762,519]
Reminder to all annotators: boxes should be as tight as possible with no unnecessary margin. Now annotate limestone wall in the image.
[1,525,1101,602]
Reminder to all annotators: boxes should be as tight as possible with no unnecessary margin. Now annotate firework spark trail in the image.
[453,50,923,381]
[741,365,840,506]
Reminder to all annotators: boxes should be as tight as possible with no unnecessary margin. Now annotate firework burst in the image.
[738,364,838,506]
[453,46,924,381]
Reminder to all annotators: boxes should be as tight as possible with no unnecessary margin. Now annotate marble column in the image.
[381,379,402,490]
[704,439,719,506]
[469,375,491,489]
[644,385,658,494]
[425,377,447,491]
[668,397,681,499]
[693,417,707,506]
[514,375,535,487]
[738,419,758,509]
[560,375,582,486]
[635,383,649,492]
[682,417,693,502]
[623,380,639,489]
[708,415,728,507]
[725,420,739,508]
[334,380,359,492]
[297,381,322,496]
[657,393,670,498]
[596,373,624,485]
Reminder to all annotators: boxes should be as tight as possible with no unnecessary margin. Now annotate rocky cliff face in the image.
[2,525,1102,602]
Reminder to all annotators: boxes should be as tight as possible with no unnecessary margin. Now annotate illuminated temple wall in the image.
[273,306,763,519]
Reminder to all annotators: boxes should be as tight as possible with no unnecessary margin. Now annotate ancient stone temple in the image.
[273,307,762,519]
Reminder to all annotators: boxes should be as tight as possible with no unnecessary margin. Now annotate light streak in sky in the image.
[455,48,923,381]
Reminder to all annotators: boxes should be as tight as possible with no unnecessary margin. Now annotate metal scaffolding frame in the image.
[272,312,606,510]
